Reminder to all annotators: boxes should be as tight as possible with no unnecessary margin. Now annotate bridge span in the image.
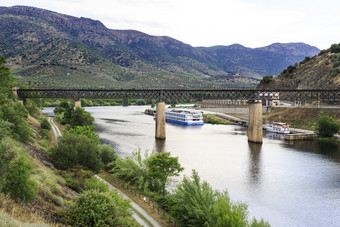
[14,88,340,144]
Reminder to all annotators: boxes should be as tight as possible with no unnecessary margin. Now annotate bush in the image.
[0,99,33,142]
[316,115,340,137]
[136,99,146,105]
[24,99,40,118]
[66,125,100,145]
[98,144,118,166]
[330,43,340,53]
[0,137,16,192]
[260,75,273,83]
[49,133,103,172]
[3,156,37,202]
[84,177,109,192]
[40,118,51,130]
[65,190,135,226]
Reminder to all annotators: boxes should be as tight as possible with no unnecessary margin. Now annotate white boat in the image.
[165,109,204,126]
[264,122,290,134]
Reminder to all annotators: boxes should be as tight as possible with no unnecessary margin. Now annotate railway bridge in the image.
[14,88,340,143]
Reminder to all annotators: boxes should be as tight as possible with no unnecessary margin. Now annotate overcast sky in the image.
[2,0,340,49]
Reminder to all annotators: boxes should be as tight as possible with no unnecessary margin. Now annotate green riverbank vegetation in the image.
[203,114,234,125]
[1,56,269,226]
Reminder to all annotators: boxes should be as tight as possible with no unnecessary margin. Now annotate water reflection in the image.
[154,139,166,153]
[283,140,340,163]
[247,143,263,187]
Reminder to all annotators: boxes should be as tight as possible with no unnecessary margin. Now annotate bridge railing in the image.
[17,88,340,104]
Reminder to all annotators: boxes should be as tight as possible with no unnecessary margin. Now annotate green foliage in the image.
[203,114,234,125]
[146,152,183,196]
[122,98,130,106]
[316,115,340,138]
[24,99,40,118]
[66,125,100,145]
[49,133,103,172]
[330,43,340,53]
[65,190,136,227]
[0,57,15,95]
[54,101,73,125]
[136,99,146,105]
[84,177,110,193]
[0,137,16,192]
[40,118,51,130]
[299,56,311,66]
[260,75,273,84]
[171,170,270,227]
[113,150,162,193]
[3,156,37,202]
[70,107,95,128]
[0,98,33,142]
[98,144,118,166]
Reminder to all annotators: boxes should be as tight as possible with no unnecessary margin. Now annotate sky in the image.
[2,0,340,49]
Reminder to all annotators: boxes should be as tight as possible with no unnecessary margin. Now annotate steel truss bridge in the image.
[17,88,340,104]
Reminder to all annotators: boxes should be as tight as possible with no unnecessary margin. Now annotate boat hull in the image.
[166,118,204,126]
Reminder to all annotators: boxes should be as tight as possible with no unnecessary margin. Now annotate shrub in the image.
[0,137,16,192]
[0,100,33,142]
[136,99,146,105]
[3,156,37,202]
[49,133,103,172]
[66,125,100,144]
[330,43,340,53]
[316,115,340,137]
[65,190,135,226]
[84,177,109,192]
[24,99,40,118]
[98,144,118,166]
[40,118,51,130]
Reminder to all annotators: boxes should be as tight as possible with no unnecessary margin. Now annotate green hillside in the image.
[0,6,319,88]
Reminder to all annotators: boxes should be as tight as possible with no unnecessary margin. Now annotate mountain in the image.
[257,44,340,89]
[0,6,320,89]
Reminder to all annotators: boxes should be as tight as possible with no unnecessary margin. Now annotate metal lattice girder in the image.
[17,89,340,103]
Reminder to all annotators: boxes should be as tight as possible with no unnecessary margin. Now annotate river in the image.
[44,106,340,227]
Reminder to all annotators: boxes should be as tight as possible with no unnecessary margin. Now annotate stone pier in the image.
[248,101,263,143]
[155,101,166,140]
[75,100,82,108]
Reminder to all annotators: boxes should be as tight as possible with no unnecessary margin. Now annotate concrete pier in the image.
[155,101,166,140]
[75,100,81,108]
[248,101,263,143]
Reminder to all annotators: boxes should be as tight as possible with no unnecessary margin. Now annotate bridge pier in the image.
[248,101,263,144]
[75,100,81,108]
[155,101,166,140]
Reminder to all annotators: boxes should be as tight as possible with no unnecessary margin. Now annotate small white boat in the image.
[264,122,290,134]
[165,109,204,126]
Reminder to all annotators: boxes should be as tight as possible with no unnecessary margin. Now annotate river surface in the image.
[43,106,340,227]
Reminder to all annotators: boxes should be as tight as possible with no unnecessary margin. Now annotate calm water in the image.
[44,106,340,226]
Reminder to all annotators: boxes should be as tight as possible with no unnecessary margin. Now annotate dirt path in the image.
[48,117,62,141]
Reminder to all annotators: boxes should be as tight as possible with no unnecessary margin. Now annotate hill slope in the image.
[0,5,320,88]
[257,44,340,89]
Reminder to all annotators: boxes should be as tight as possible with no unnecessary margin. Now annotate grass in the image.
[203,114,234,125]
[0,195,62,227]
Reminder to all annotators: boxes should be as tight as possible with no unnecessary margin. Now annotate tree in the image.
[70,107,94,128]
[0,57,15,95]
[316,115,340,137]
[98,144,118,166]
[147,152,183,196]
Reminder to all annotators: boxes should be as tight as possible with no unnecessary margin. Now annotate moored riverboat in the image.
[165,109,204,126]
[264,122,290,134]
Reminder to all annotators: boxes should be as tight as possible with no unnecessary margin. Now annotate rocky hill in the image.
[257,43,340,89]
[0,5,320,88]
